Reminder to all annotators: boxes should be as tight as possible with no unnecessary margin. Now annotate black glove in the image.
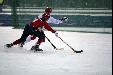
[60,17,68,21]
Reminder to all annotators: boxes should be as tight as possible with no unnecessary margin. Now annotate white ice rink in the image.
[0,27,112,75]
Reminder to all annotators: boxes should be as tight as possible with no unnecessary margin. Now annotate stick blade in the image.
[74,50,83,53]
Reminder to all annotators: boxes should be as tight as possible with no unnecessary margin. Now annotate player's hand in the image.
[63,17,68,21]
[60,17,68,22]
[54,32,59,37]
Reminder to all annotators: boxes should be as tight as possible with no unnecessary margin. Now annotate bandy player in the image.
[6,7,68,51]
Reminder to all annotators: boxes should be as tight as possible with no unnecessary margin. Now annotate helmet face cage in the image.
[45,7,52,13]
[42,13,50,20]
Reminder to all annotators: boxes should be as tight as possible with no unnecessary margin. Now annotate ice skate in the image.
[31,44,43,52]
[5,43,13,48]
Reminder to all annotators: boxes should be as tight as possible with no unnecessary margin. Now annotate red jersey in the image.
[30,19,56,33]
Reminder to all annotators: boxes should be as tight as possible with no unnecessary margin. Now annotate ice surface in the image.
[0,27,112,75]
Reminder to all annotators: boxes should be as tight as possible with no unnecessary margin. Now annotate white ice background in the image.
[0,27,112,75]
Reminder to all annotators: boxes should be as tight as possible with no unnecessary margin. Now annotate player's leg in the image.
[6,33,29,48]
[5,25,31,48]
[31,31,45,51]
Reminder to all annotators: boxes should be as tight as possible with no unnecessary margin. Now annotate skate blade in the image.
[34,50,43,53]
[31,49,43,53]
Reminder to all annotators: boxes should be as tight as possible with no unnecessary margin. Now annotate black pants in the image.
[19,25,45,43]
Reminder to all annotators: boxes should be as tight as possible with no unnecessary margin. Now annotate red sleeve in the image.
[43,23,56,33]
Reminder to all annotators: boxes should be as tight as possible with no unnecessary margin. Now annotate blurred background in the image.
[0,0,112,33]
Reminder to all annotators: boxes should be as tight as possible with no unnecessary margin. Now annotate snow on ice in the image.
[0,27,112,75]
